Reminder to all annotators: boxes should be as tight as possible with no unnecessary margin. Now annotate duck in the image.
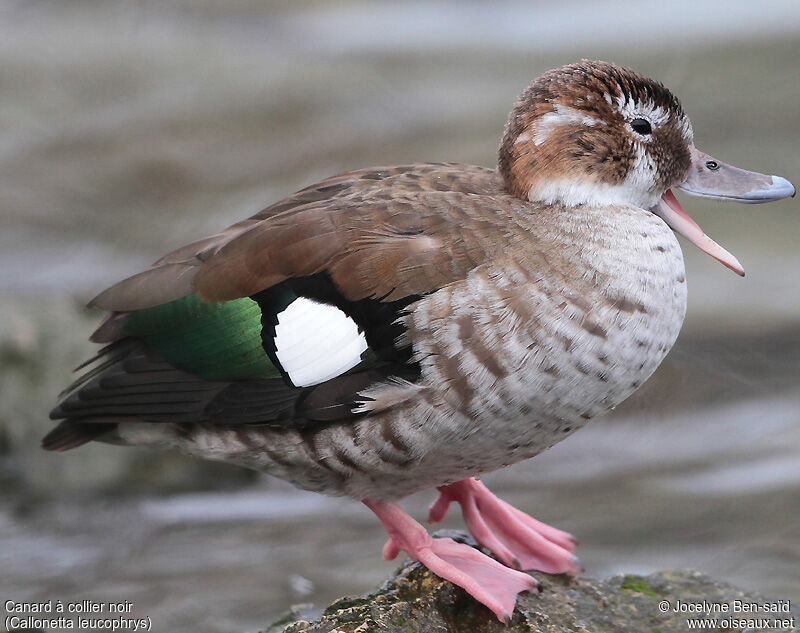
[44,60,795,624]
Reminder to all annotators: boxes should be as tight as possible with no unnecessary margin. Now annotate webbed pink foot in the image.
[364,498,538,623]
[429,477,581,575]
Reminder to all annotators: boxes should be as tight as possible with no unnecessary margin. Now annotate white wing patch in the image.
[274,297,368,387]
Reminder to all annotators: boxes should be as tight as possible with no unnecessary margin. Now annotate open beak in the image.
[651,146,795,276]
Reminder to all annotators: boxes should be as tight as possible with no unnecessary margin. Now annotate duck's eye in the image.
[630,118,652,135]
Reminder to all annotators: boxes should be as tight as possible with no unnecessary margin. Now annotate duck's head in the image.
[499,60,795,276]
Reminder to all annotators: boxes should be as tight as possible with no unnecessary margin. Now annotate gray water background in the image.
[1,1,798,631]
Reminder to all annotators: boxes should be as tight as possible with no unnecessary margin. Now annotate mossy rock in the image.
[263,535,797,633]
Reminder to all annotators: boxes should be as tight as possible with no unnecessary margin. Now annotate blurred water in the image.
[1,2,798,632]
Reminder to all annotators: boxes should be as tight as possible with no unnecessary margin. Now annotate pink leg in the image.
[429,478,581,575]
[364,498,539,623]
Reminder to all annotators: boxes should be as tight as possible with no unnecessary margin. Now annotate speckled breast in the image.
[344,203,688,498]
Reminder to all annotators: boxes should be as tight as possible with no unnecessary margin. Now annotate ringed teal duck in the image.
[45,60,795,623]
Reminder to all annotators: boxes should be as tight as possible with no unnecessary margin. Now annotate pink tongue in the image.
[653,190,745,276]
[662,190,702,230]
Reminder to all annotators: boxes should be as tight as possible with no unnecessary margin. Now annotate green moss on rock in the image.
[621,574,658,597]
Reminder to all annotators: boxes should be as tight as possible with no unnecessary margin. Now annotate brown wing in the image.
[89,162,509,318]
[47,163,523,450]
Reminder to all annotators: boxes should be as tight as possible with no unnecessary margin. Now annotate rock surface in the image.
[264,534,797,633]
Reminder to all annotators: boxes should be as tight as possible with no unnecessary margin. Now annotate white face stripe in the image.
[274,297,368,387]
[531,104,605,146]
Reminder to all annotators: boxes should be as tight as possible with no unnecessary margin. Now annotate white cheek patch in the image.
[531,104,604,146]
[274,297,368,387]
[622,144,661,208]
